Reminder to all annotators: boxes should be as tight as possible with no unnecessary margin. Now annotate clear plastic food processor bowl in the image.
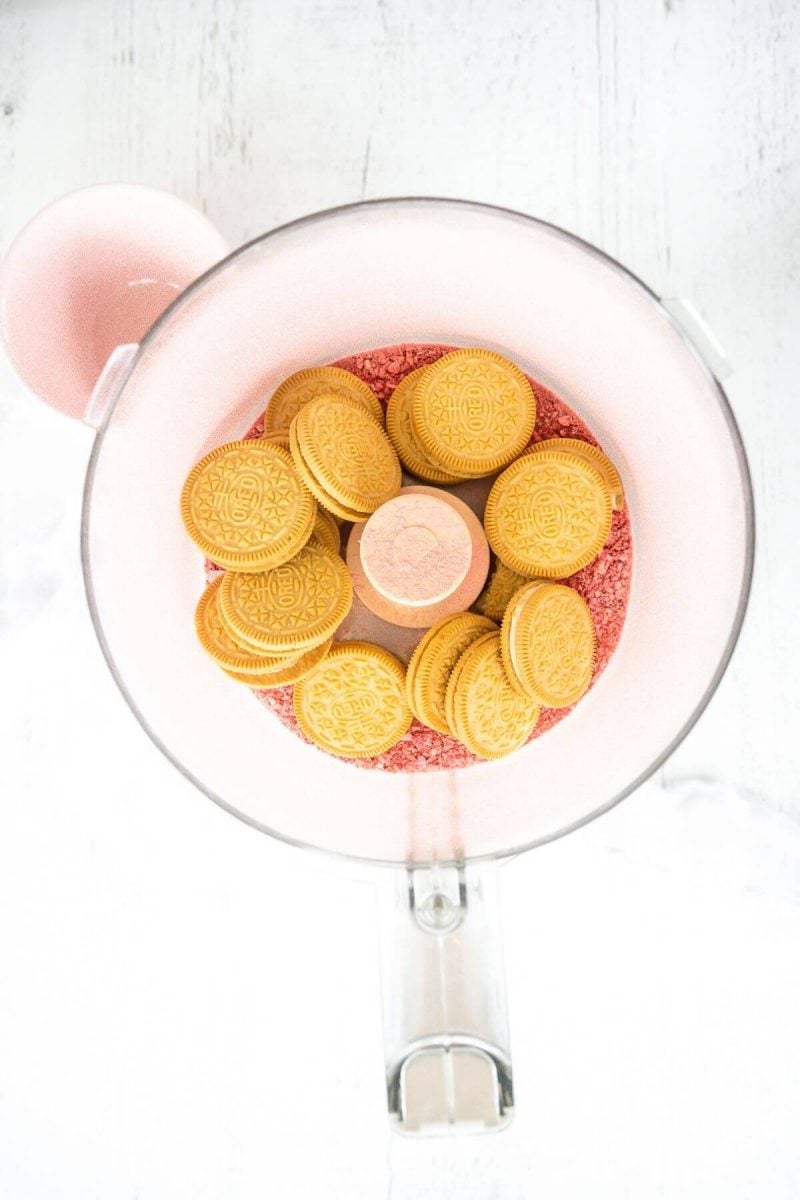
[1,193,753,1135]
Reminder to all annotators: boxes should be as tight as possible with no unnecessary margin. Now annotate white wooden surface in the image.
[1,2,799,1197]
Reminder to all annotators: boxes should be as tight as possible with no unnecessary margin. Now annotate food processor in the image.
[0,188,754,1134]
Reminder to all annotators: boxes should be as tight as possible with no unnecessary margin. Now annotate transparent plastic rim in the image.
[80,198,756,869]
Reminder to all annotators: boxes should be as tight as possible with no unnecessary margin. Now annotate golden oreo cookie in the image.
[263,366,383,434]
[293,395,402,515]
[473,560,534,623]
[219,541,353,653]
[386,370,462,484]
[308,508,341,555]
[181,440,316,572]
[195,578,299,673]
[484,448,612,578]
[406,612,497,735]
[260,432,291,451]
[442,630,492,739]
[501,582,595,708]
[411,349,536,478]
[224,638,333,687]
[526,438,624,510]
[446,631,540,759]
[289,423,372,522]
[293,641,412,758]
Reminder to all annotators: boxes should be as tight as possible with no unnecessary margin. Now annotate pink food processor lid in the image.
[0,183,228,421]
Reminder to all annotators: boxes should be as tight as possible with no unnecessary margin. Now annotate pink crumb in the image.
[229,343,632,773]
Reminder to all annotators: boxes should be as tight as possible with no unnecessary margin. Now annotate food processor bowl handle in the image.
[378,860,513,1135]
[0,184,228,424]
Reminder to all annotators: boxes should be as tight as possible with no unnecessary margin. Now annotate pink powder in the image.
[360,492,473,605]
[230,343,632,773]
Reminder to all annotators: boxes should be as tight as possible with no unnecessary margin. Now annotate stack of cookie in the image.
[386,349,536,483]
[181,434,353,686]
[263,365,400,522]
[405,582,597,760]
